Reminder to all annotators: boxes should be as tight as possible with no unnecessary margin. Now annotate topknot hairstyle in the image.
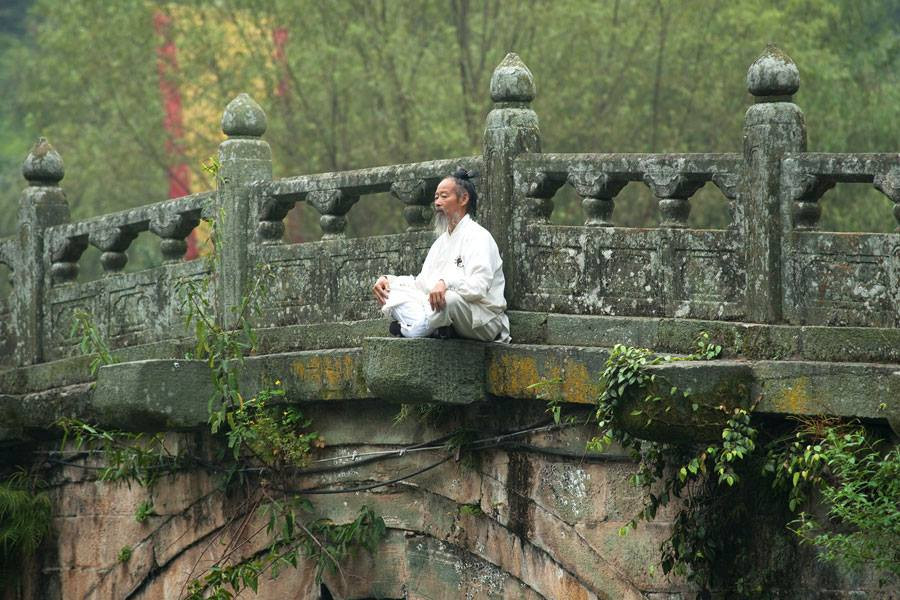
[448,167,479,216]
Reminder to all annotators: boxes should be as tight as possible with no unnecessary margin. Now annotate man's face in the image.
[434,178,468,224]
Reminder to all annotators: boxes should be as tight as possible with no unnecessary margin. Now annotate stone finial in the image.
[490,53,535,103]
[221,93,267,137]
[22,137,64,184]
[747,44,800,97]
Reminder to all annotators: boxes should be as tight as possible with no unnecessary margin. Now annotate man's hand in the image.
[373,276,390,305]
[429,280,447,311]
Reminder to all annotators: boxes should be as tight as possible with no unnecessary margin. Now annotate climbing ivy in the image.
[556,334,899,596]
[582,334,772,593]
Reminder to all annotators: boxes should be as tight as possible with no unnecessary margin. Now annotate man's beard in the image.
[433,210,449,237]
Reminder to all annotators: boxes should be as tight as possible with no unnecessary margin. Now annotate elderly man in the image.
[372,169,511,343]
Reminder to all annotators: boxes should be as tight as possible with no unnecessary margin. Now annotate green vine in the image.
[59,207,386,596]
[541,333,898,595]
[584,335,770,593]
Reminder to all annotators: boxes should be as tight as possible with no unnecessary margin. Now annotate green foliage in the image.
[588,332,723,452]
[117,545,132,563]
[0,470,51,587]
[301,505,387,583]
[56,418,179,489]
[575,335,899,594]
[185,503,386,599]
[70,308,118,376]
[1,0,896,243]
[458,503,483,517]
[583,334,777,593]
[225,387,322,468]
[134,499,155,523]
[526,376,579,427]
[58,207,386,597]
[768,420,900,577]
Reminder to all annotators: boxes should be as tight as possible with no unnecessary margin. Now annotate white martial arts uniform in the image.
[381,214,511,343]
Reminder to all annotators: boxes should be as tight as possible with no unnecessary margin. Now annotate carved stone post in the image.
[15,138,71,365]
[151,212,201,261]
[482,53,541,303]
[217,93,272,329]
[642,163,704,228]
[742,45,805,323]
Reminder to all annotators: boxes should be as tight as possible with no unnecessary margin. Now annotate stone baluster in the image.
[742,44,805,323]
[873,167,900,232]
[151,212,201,261]
[516,171,564,223]
[483,53,542,303]
[567,170,627,226]
[256,198,296,243]
[16,138,72,365]
[50,235,88,283]
[781,161,835,231]
[710,171,742,228]
[391,179,433,231]
[308,189,359,238]
[217,93,273,329]
[89,226,139,273]
[642,165,704,228]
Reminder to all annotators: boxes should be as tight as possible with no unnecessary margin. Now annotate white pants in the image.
[385,289,510,342]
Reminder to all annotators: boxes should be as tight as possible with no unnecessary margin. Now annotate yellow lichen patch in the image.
[561,358,600,405]
[291,354,365,400]
[770,377,816,414]
[486,353,542,398]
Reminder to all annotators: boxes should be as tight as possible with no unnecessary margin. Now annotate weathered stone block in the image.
[93,359,214,430]
[753,361,900,429]
[615,360,754,443]
[362,337,486,404]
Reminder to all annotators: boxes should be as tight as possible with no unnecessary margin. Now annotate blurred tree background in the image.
[0,0,897,272]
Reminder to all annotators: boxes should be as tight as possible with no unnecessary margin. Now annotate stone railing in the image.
[40,192,213,361]
[251,156,481,326]
[512,153,744,319]
[0,45,897,368]
[506,46,899,326]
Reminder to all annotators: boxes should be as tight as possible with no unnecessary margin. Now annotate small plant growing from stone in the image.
[767,418,900,579]
[134,500,155,524]
[117,545,132,563]
[70,308,118,376]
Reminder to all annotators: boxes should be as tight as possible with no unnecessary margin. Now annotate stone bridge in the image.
[0,47,898,599]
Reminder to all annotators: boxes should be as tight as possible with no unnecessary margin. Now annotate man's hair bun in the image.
[448,167,479,217]
[451,167,479,181]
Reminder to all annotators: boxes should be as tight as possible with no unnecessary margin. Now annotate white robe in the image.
[381,214,511,342]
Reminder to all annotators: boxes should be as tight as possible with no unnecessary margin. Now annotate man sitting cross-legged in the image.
[371,168,511,343]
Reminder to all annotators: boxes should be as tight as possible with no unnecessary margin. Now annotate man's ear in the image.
[459,191,469,211]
